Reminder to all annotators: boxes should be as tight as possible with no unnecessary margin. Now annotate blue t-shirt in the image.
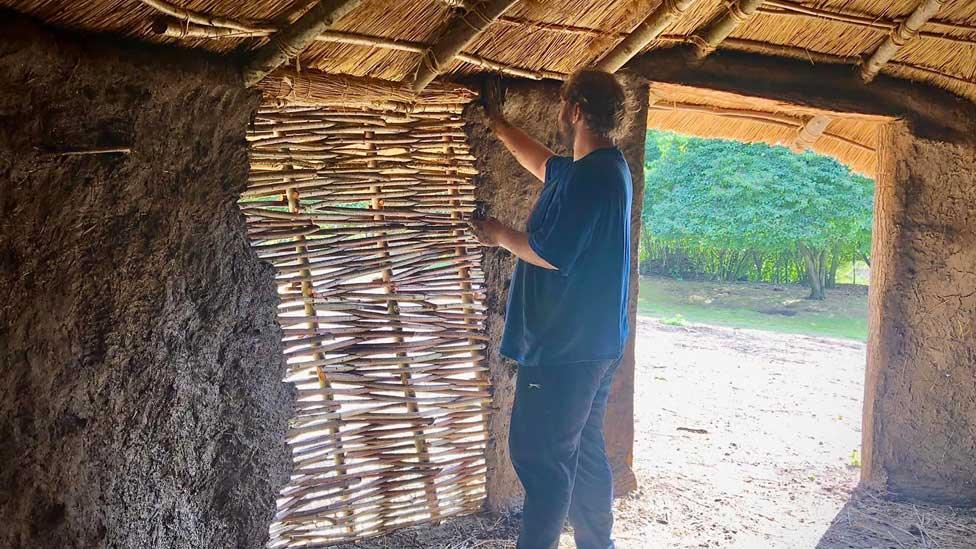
[500,148,632,366]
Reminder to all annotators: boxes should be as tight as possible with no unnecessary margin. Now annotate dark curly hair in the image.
[559,69,628,140]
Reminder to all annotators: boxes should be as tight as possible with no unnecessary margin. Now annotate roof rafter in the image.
[594,0,697,73]
[792,114,831,151]
[411,0,520,92]
[691,0,766,58]
[648,102,875,152]
[242,0,363,87]
[860,0,949,83]
[152,17,565,81]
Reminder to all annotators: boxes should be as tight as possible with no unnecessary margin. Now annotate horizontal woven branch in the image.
[242,83,488,547]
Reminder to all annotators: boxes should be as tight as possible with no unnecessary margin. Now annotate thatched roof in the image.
[5,0,974,95]
[646,82,888,175]
[4,0,974,173]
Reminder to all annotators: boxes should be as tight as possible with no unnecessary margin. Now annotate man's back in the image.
[500,147,632,366]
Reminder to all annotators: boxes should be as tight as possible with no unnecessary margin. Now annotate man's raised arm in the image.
[487,115,555,183]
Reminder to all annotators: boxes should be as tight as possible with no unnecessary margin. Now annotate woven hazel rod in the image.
[287,347,486,376]
[267,230,466,260]
[595,0,697,72]
[444,135,491,442]
[861,0,949,83]
[272,241,449,274]
[252,104,486,542]
[279,498,485,548]
[290,426,466,462]
[280,476,484,532]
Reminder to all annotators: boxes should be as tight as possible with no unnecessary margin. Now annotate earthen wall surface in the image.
[0,17,291,548]
[863,122,976,505]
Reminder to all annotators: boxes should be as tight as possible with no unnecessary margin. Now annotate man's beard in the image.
[557,114,574,149]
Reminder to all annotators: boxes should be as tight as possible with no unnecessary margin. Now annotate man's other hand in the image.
[468,217,505,247]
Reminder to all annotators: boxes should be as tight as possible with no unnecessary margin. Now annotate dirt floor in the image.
[334,317,976,549]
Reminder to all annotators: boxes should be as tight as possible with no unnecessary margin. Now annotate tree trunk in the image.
[752,251,764,281]
[826,247,839,289]
[798,242,826,300]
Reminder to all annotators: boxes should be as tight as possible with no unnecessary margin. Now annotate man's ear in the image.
[572,103,582,124]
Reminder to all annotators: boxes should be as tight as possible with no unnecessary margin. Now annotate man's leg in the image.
[568,359,621,549]
[509,362,611,549]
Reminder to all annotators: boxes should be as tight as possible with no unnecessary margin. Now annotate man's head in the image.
[557,69,628,146]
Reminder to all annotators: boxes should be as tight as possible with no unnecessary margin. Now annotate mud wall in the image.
[0,17,291,549]
[862,122,976,506]
[464,75,648,510]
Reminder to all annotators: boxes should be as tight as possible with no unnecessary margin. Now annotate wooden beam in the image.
[242,0,362,87]
[411,0,520,92]
[860,0,948,83]
[761,0,975,47]
[594,0,696,72]
[139,0,275,32]
[629,46,976,142]
[792,114,831,151]
[648,102,874,152]
[153,17,564,81]
[691,0,766,58]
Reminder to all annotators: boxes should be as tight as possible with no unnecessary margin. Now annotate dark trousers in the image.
[509,358,620,549]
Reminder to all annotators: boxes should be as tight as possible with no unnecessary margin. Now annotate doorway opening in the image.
[616,82,881,547]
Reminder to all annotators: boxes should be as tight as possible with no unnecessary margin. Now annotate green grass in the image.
[637,276,868,341]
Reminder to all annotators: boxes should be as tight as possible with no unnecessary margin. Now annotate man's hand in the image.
[468,217,506,247]
[478,77,553,182]
[480,77,506,128]
[468,217,557,270]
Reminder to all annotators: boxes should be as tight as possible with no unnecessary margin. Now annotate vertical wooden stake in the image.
[367,131,441,525]
[285,184,355,537]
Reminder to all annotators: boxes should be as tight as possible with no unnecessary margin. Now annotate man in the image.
[468,70,632,549]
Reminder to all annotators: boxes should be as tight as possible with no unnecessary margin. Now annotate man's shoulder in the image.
[545,155,574,183]
[575,151,630,188]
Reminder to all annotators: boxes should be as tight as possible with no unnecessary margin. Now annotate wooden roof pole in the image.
[691,0,766,58]
[791,114,831,151]
[411,0,520,92]
[243,0,362,87]
[648,102,875,152]
[594,0,696,72]
[860,0,948,83]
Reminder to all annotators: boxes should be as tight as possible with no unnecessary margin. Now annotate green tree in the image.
[642,131,874,299]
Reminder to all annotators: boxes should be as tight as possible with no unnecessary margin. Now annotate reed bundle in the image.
[257,70,477,111]
[242,80,487,547]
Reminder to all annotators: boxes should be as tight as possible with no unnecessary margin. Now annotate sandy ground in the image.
[334,317,976,549]
[609,318,865,548]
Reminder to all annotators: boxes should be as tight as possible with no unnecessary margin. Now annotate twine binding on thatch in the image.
[860,0,949,83]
